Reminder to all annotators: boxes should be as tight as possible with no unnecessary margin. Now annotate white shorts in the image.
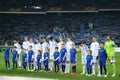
[92,56,98,63]
[81,58,86,64]
[66,55,70,61]
[50,55,54,60]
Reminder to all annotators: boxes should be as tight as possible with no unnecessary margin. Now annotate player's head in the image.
[72,43,75,48]
[100,42,104,48]
[79,41,83,47]
[87,49,92,54]
[106,35,112,41]
[45,47,49,52]
[55,47,58,51]
[50,36,54,41]
[29,45,32,49]
[61,43,65,48]
[67,35,71,41]
[38,50,42,54]
[13,46,17,50]
[35,38,40,44]
[42,37,46,42]
[13,39,17,43]
[4,42,8,47]
[29,38,33,43]
[92,36,97,42]
[59,36,63,42]
[24,36,28,41]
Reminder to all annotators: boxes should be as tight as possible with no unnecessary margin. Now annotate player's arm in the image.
[63,53,66,61]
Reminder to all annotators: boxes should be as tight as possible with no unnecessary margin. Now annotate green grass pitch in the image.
[0,50,120,80]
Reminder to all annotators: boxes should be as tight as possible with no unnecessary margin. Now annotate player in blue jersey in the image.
[60,43,67,73]
[12,46,18,69]
[43,47,49,72]
[98,42,107,77]
[36,50,42,72]
[70,43,77,75]
[28,46,34,71]
[86,49,93,76]
[4,42,10,70]
[22,49,27,70]
[53,47,60,73]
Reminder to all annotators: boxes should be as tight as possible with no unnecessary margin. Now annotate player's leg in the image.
[112,62,116,77]
[103,65,107,77]
[55,64,57,72]
[5,60,7,69]
[92,57,96,75]
[57,64,59,72]
[7,60,10,69]
[100,65,102,76]
[81,58,86,74]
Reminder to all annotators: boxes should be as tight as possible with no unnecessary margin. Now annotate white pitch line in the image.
[0,75,57,80]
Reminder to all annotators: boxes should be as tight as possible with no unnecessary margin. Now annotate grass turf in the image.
[0,50,120,80]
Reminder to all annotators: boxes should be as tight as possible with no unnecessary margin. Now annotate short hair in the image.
[67,35,71,38]
[50,36,53,41]
[13,46,17,49]
[79,41,83,44]
[61,43,65,46]
[100,42,104,45]
[93,36,97,39]
[55,47,58,50]
[42,37,46,40]
[29,45,32,48]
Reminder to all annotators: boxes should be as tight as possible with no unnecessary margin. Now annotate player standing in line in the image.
[28,46,34,71]
[98,42,107,77]
[22,36,29,53]
[43,47,49,72]
[42,37,49,59]
[53,47,60,73]
[70,43,77,75]
[13,39,21,69]
[104,35,116,77]
[86,50,93,76]
[90,36,100,76]
[22,49,27,70]
[65,35,73,73]
[49,36,57,71]
[60,43,67,74]
[12,46,18,70]
[28,38,35,51]
[36,50,42,72]
[34,38,42,71]
[79,41,88,74]
[57,36,64,72]
[4,42,10,70]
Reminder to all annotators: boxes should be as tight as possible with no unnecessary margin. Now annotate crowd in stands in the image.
[0,12,120,46]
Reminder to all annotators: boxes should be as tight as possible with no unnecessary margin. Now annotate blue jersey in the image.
[86,54,93,69]
[60,48,66,63]
[12,50,18,63]
[28,50,34,63]
[99,48,107,66]
[22,53,27,66]
[43,52,49,66]
[53,51,59,65]
[4,47,10,61]
[37,54,42,66]
[70,48,76,64]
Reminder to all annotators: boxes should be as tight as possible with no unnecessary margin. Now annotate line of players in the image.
[3,35,116,77]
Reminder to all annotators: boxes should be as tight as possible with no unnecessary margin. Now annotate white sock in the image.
[92,65,95,74]
[82,65,85,73]
[49,62,53,71]
[65,63,70,73]
[98,65,100,75]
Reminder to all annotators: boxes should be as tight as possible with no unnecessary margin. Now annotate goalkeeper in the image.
[104,35,116,77]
